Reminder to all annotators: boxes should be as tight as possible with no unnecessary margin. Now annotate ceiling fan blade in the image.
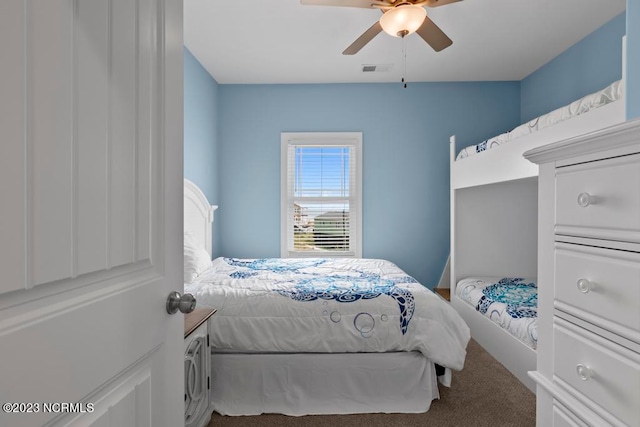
[342,21,383,55]
[416,15,452,52]
[423,0,462,7]
[301,0,381,8]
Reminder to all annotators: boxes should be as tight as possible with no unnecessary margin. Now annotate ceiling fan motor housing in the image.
[379,4,427,38]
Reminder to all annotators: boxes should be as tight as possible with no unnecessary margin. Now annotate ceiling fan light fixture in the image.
[379,5,427,37]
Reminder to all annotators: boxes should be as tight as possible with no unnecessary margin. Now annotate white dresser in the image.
[525,118,640,427]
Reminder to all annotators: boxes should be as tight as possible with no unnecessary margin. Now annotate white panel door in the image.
[0,0,184,426]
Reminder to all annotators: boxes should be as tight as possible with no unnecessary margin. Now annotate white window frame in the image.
[281,132,363,258]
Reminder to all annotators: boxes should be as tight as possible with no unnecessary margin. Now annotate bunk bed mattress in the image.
[456,277,537,349]
[186,257,471,370]
[456,79,623,160]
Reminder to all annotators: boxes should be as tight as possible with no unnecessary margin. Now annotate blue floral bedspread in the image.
[186,257,471,370]
[456,277,537,349]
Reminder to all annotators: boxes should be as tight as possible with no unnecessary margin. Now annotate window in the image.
[281,132,362,258]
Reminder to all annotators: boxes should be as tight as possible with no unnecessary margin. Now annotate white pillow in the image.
[184,232,212,283]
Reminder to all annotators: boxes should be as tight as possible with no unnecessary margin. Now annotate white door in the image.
[0,1,184,426]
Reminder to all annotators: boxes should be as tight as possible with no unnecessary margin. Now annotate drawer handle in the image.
[576,364,593,381]
[577,192,594,207]
[576,278,592,294]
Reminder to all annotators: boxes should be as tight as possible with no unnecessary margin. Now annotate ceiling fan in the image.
[301,0,461,55]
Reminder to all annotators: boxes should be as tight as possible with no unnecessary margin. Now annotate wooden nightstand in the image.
[184,307,216,427]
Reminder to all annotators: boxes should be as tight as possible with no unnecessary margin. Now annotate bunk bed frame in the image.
[450,99,625,190]
[448,78,626,393]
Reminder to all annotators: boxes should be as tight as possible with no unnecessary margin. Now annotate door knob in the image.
[166,291,197,314]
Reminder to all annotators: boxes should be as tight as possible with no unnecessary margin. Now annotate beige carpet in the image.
[207,339,536,427]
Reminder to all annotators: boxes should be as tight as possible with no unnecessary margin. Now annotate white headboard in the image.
[184,179,218,258]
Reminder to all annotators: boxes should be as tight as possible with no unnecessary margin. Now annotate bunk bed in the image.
[449,77,626,393]
[183,179,470,416]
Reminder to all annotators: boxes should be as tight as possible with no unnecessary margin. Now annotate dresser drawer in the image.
[555,153,640,243]
[552,400,588,427]
[555,243,640,342]
[553,320,640,426]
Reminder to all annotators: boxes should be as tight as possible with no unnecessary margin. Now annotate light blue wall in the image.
[520,13,626,123]
[627,1,640,119]
[218,82,520,288]
[185,7,637,286]
[184,48,221,257]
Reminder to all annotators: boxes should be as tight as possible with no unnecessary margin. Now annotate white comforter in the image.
[186,257,471,370]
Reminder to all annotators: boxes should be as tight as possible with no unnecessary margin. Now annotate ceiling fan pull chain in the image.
[402,35,407,88]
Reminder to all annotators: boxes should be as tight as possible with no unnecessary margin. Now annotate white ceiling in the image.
[184,0,626,84]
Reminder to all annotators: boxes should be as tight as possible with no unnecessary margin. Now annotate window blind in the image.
[282,135,361,257]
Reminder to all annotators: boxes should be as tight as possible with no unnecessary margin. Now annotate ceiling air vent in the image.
[362,64,393,73]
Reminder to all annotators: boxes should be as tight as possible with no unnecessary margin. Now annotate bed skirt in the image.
[210,351,440,416]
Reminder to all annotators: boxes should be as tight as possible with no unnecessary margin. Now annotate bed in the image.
[448,61,627,393]
[455,80,624,163]
[183,179,471,416]
[455,277,538,350]
[450,79,626,190]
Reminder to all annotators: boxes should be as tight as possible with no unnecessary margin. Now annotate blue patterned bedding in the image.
[186,257,471,370]
[456,277,537,349]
